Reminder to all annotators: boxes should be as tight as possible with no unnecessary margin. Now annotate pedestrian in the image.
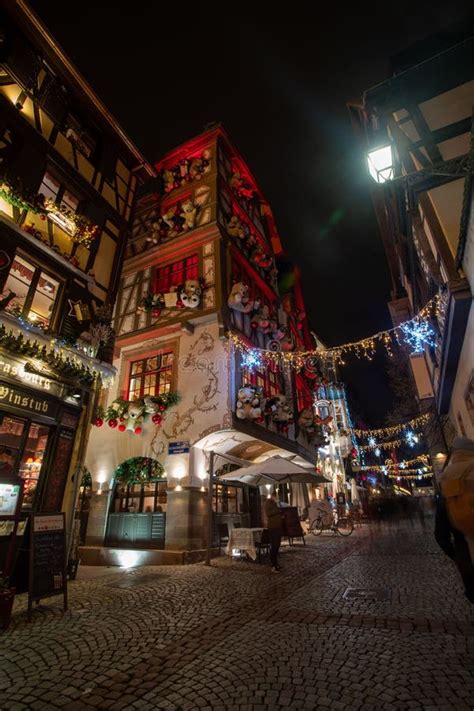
[264,492,283,573]
[434,437,474,604]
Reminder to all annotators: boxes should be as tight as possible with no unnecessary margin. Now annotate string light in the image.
[229,293,446,368]
[360,454,430,472]
[359,438,403,452]
[352,413,431,439]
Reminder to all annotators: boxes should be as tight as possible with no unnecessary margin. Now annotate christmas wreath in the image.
[114,457,165,485]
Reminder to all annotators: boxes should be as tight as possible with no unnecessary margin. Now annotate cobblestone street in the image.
[1,521,474,710]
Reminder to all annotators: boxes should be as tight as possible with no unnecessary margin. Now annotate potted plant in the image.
[0,572,15,632]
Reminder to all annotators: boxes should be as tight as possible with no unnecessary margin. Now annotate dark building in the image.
[0,1,154,549]
[349,34,474,471]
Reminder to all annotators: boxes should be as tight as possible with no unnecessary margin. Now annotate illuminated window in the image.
[38,171,79,213]
[128,351,174,400]
[243,361,281,397]
[3,254,61,327]
[153,255,199,293]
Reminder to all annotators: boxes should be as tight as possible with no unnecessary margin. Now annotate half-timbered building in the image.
[83,125,351,561]
[0,2,153,557]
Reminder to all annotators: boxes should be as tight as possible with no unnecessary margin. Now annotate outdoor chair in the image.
[217,523,229,555]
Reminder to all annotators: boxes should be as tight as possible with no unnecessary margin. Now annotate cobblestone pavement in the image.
[1,520,474,710]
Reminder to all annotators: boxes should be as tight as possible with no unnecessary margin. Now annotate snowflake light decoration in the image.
[405,430,419,448]
[241,350,264,371]
[368,436,377,447]
[400,319,436,354]
[399,461,407,469]
[374,447,381,457]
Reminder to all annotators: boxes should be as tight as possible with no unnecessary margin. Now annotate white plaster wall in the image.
[85,320,231,489]
[449,195,474,438]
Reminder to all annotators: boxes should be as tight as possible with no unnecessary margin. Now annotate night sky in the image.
[30,2,473,425]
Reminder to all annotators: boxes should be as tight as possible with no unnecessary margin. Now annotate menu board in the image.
[281,506,305,540]
[28,513,67,620]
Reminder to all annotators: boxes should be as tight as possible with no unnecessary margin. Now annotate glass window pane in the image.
[147,357,158,371]
[60,190,79,213]
[0,415,26,477]
[3,255,36,316]
[38,172,60,202]
[18,423,50,510]
[29,271,60,327]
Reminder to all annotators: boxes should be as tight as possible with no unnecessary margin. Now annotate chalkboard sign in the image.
[281,506,305,544]
[28,513,67,620]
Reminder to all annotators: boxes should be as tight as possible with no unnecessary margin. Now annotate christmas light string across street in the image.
[359,454,430,471]
[351,412,431,439]
[228,293,445,369]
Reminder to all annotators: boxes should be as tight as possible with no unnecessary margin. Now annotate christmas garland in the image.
[0,181,99,249]
[94,392,180,434]
[352,413,431,438]
[114,456,165,485]
[0,184,45,214]
[0,323,97,385]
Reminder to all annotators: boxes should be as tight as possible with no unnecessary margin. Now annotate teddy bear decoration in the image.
[235,385,264,422]
[227,282,258,314]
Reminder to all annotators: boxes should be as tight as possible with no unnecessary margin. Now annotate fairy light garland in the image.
[388,471,433,480]
[229,294,445,370]
[359,438,403,452]
[360,454,430,472]
[352,412,431,439]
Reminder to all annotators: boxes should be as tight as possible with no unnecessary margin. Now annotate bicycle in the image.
[308,510,354,537]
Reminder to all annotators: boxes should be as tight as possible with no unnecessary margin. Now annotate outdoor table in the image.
[226,527,264,561]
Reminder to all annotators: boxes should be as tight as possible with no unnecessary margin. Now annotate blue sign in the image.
[168,441,190,455]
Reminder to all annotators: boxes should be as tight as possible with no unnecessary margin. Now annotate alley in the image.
[1,522,473,710]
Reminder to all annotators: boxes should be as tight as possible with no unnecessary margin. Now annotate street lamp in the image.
[367,145,394,183]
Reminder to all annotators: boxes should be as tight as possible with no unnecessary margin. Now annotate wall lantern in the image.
[367,145,394,183]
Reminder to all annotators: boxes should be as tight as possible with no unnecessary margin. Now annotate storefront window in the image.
[18,423,50,510]
[0,415,51,510]
[212,483,246,514]
[0,415,25,477]
[3,254,61,328]
[112,480,167,513]
[128,351,174,399]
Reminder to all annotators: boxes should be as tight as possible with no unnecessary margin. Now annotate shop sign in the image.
[0,383,58,419]
[0,352,63,398]
[168,440,190,455]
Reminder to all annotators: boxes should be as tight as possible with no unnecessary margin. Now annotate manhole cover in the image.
[343,587,390,601]
[107,574,163,589]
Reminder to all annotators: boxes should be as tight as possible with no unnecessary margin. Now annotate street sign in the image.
[168,441,190,455]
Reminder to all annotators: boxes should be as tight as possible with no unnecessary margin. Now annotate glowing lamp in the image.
[367,145,394,183]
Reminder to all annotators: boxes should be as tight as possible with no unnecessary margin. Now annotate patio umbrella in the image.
[218,455,328,486]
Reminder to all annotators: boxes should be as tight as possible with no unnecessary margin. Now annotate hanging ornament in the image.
[374,447,381,457]
[401,319,436,354]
